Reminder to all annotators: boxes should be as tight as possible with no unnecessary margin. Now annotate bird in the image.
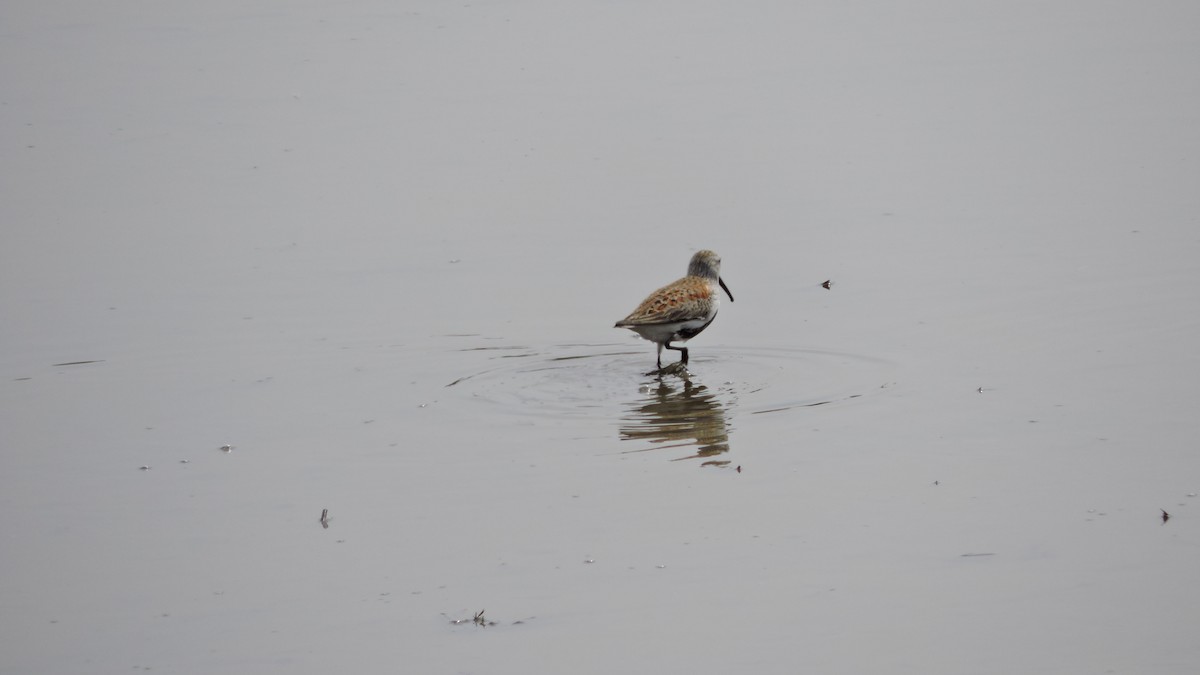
[615,250,733,371]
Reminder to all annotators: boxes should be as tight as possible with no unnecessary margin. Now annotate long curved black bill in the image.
[719,277,734,302]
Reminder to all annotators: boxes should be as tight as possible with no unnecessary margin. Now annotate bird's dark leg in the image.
[664,341,689,365]
[655,343,663,370]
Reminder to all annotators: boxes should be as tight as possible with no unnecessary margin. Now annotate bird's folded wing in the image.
[617,284,711,325]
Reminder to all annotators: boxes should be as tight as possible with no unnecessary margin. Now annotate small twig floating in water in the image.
[320,509,329,528]
[444,609,519,627]
[1162,509,1171,524]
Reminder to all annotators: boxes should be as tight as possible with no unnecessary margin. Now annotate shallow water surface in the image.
[3,2,1200,674]
[442,339,894,464]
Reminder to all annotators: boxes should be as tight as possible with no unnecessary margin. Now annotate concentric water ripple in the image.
[443,340,895,462]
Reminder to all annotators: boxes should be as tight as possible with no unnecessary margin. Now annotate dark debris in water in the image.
[444,609,534,628]
[52,360,105,367]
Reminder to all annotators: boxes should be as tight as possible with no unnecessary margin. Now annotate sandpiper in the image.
[615,249,733,371]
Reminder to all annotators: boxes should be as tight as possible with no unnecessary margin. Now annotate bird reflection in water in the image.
[619,374,732,464]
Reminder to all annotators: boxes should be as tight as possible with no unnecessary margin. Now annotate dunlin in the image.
[615,250,733,371]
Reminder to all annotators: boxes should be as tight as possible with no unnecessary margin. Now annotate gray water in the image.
[3,2,1199,673]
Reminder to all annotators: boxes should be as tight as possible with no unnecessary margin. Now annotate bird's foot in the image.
[647,361,691,378]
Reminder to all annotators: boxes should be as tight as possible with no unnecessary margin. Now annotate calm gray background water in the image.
[3,2,1198,673]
